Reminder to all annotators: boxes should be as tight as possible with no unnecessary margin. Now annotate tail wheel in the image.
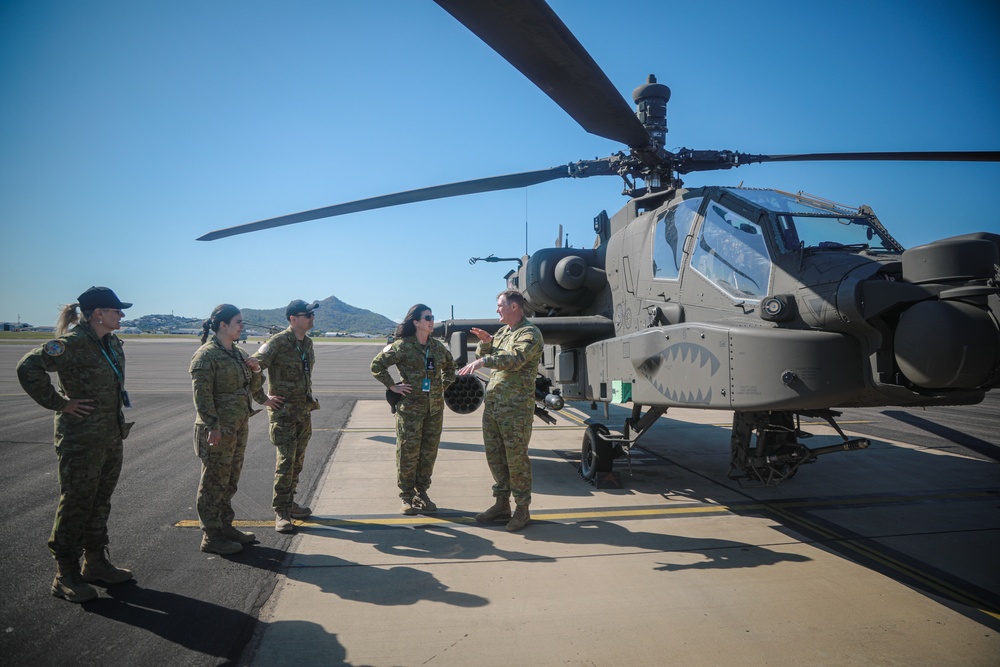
[580,424,613,481]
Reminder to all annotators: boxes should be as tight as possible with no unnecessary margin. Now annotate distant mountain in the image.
[242,296,396,335]
[124,296,396,335]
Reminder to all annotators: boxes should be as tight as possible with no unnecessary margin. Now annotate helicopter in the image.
[199,0,1000,485]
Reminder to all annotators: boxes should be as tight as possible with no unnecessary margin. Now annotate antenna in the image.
[524,188,529,255]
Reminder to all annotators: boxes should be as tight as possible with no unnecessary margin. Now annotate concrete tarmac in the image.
[242,399,1000,666]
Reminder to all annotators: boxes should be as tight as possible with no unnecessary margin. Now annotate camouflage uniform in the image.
[16,321,134,560]
[252,328,319,514]
[371,336,456,500]
[476,318,544,506]
[190,336,265,530]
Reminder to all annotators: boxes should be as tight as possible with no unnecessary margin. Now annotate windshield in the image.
[727,188,899,253]
[690,201,771,299]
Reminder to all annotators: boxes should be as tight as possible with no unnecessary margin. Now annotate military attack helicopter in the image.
[199,0,1000,485]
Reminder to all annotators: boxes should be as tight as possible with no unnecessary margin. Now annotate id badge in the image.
[122,390,132,408]
[421,378,431,392]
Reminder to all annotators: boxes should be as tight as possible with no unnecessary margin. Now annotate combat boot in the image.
[52,558,98,603]
[275,511,295,534]
[415,490,437,513]
[200,529,243,555]
[475,496,512,523]
[506,505,530,532]
[288,502,312,519]
[81,548,133,585]
[221,525,257,544]
[400,497,418,515]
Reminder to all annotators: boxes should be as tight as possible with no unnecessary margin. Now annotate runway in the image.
[0,339,997,666]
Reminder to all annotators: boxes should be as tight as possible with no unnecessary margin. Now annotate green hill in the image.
[125,296,396,335]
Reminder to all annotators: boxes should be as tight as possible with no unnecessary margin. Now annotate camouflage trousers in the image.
[196,420,249,530]
[49,437,124,559]
[270,410,312,513]
[482,401,534,507]
[395,407,444,499]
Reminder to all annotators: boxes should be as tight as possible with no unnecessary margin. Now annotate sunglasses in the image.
[102,309,124,316]
[293,312,315,319]
[419,315,435,322]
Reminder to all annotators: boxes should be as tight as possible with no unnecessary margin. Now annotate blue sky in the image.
[2,0,998,327]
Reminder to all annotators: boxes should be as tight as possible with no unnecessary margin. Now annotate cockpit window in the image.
[690,202,771,299]
[726,187,899,253]
[653,197,701,280]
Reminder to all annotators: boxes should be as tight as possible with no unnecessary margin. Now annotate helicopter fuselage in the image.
[496,186,1000,413]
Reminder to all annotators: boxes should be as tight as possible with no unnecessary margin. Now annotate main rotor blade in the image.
[743,151,1000,165]
[674,149,1000,174]
[197,166,572,241]
[434,0,650,149]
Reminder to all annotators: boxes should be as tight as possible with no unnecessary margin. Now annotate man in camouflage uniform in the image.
[370,305,456,514]
[252,299,321,533]
[459,289,543,532]
[17,286,135,602]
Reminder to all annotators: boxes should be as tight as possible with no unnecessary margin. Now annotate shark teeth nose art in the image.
[638,342,722,405]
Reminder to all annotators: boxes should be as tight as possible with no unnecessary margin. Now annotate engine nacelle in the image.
[519,248,607,315]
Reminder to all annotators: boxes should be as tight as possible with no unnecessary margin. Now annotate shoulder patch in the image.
[43,340,65,356]
[258,342,270,355]
[382,344,392,353]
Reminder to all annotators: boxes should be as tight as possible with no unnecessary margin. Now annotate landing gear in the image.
[580,424,612,481]
[579,403,666,483]
[728,410,870,485]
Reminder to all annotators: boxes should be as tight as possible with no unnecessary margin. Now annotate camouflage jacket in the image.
[252,327,317,410]
[476,317,544,408]
[189,335,264,433]
[16,320,133,443]
[371,335,456,415]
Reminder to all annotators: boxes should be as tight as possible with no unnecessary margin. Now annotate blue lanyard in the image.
[98,341,123,385]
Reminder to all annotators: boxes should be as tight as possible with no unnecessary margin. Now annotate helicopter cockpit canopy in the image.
[726,188,902,254]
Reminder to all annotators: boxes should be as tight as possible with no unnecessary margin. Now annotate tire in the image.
[580,424,613,480]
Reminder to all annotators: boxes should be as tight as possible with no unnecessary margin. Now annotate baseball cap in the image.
[286,299,320,318]
[78,286,132,311]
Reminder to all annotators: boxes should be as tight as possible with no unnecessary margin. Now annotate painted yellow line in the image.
[172,490,994,529]
[173,504,730,530]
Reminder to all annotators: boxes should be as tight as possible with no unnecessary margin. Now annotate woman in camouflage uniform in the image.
[189,304,275,555]
[371,304,456,515]
[16,286,136,603]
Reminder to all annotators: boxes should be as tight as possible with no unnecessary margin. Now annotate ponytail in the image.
[55,303,83,335]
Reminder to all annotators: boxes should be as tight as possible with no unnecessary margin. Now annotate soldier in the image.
[190,304,275,555]
[371,304,456,514]
[252,299,321,534]
[16,286,136,603]
[458,289,543,532]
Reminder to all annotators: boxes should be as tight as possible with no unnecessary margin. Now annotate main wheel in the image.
[580,424,613,481]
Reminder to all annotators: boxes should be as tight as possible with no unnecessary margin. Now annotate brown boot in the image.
[221,525,256,544]
[506,505,530,532]
[200,529,243,555]
[275,511,295,534]
[288,502,312,519]
[475,496,512,523]
[52,558,98,603]
[81,548,133,585]
[415,490,437,513]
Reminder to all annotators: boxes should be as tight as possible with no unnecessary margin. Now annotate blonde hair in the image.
[55,303,95,335]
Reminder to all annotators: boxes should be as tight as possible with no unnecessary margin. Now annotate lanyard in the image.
[98,341,123,385]
[295,340,310,374]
